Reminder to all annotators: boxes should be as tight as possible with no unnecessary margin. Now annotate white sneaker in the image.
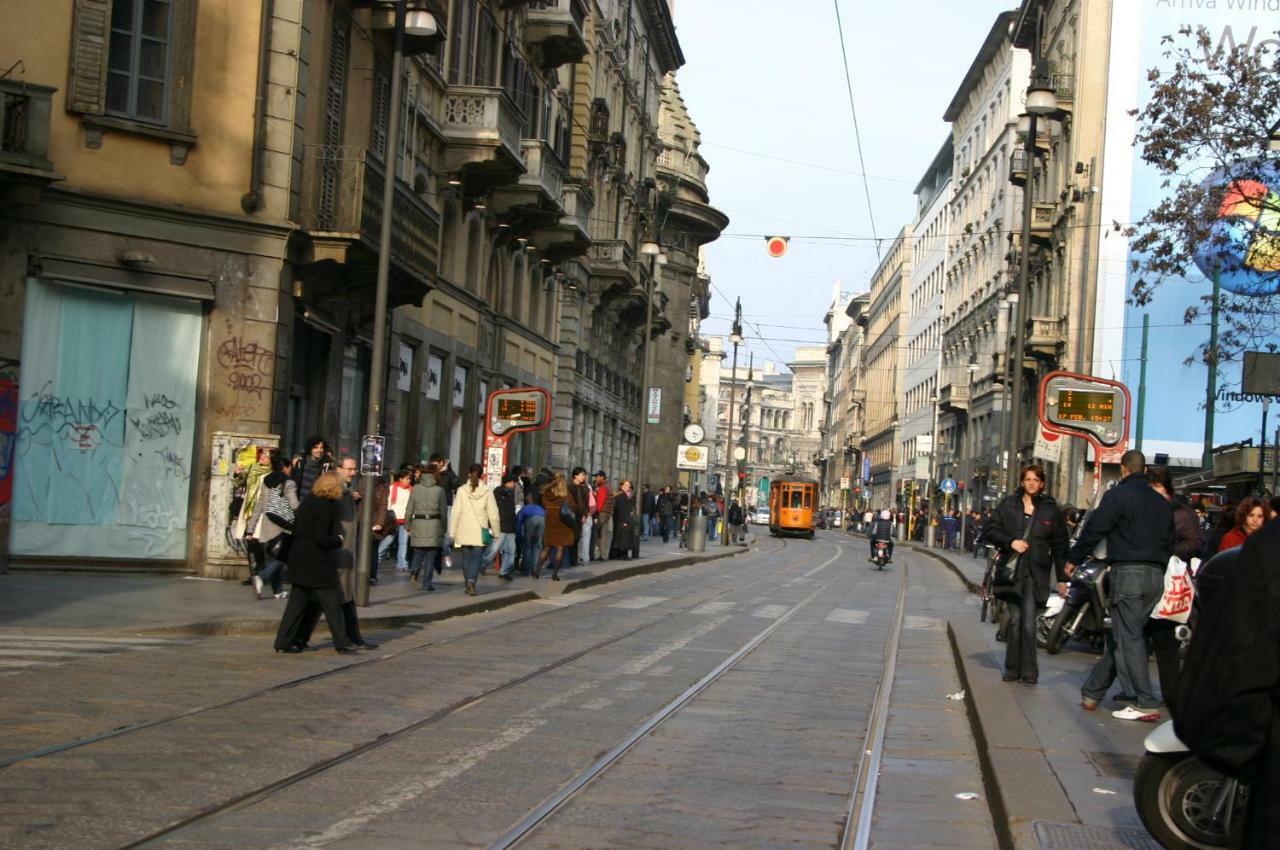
[274,591,289,600]
[1112,705,1161,722]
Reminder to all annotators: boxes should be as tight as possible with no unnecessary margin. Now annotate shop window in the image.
[12,279,202,559]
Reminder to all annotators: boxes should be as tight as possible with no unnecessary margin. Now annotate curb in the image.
[946,619,1081,849]
[559,544,748,594]
[907,542,982,595]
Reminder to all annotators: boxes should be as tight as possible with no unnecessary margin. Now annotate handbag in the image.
[992,514,1036,600]
[263,484,295,530]
[560,500,576,528]
[1151,555,1199,623]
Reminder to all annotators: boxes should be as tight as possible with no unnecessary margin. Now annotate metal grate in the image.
[1034,822,1163,850]
[1086,751,1142,780]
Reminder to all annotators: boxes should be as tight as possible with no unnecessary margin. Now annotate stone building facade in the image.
[861,229,912,510]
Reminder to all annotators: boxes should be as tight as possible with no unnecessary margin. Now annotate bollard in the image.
[687,513,708,552]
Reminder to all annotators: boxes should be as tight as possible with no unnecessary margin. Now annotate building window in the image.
[107,0,172,123]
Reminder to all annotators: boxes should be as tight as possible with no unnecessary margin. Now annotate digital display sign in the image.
[496,398,539,422]
[1055,390,1116,423]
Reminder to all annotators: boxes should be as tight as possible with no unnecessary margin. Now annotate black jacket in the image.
[984,491,1070,606]
[612,491,637,553]
[642,491,658,516]
[285,494,344,588]
[1174,521,1280,848]
[1067,473,1174,567]
[493,486,518,534]
[1171,500,1203,563]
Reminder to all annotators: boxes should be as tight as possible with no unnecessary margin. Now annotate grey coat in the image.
[405,480,448,548]
[247,477,299,543]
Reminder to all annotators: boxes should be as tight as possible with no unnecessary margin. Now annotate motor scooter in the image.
[872,538,891,570]
[1044,557,1111,654]
[1034,593,1064,650]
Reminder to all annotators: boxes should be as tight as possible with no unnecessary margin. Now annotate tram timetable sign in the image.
[1041,372,1129,448]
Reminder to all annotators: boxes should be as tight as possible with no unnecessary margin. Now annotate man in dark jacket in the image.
[656,486,676,543]
[291,435,331,499]
[491,475,520,580]
[1174,520,1279,849]
[641,484,657,541]
[1067,450,1174,720]
[869,510,895,561]
[568,467,591,566]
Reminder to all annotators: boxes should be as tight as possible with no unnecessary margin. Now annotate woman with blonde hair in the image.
[537,473,575,580]
[447,463,500,596]
[273,472,359,654]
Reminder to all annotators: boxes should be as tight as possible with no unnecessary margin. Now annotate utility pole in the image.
[636,247,659,535]
[741,352,754,506]
[723,299,742,547]
[1006,108,1038,495]
[1202,267,1221,469]
[1135,312,1149,452]
[355,0,404,607]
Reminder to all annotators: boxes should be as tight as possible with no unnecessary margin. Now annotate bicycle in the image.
[978,544,1006,627]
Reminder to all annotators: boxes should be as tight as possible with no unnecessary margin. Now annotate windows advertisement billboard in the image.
[1097,1,1279,465]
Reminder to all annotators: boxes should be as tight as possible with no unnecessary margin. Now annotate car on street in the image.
[749,506,770,525]
[830,510,843,528]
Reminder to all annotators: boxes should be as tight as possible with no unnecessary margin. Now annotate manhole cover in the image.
[1034,822,1162,850]
[1086,750,1142,779]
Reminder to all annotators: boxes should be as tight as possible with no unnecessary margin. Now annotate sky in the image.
[669,0,1018,372]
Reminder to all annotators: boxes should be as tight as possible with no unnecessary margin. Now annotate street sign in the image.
[940,477,957,494]
[1041,372,1129,448]
[483,386,552,489]
[1035,430,1063,463]
[840,476,851,490]
[676,444,709,470]
[917,434,933,454]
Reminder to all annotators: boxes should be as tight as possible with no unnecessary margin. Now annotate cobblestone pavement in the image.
[0,534,998,849]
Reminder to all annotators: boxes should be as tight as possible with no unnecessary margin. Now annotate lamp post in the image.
[723,299,743,546]
[354,0,408,607]
[635,240,661,535]
[1005,76,1058,494]
[925,387,940,547]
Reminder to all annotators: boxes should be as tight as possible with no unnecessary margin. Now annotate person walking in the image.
[593,471,614,562]
[404,462,447,591]
[1145,466,1203,710]
[448,463,500,596]
[273,472,359,654]
[612,479,639,560]
[246,450,298,600]
[1218,496,1267,552]
[983,464,1070,686]
[491,473,520,581]
[1068,450,1174,721]
[516,491,545,574]
[703,492,720,542]
[537,473,575,580]
[291,435,331,500]
[379,467,413,572]
[657,486,675,543]
[727,500,744,544]
[640,484,655,541]
[331,457,373,647]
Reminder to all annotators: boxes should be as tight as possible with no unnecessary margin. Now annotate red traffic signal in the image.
[765,236,789,258]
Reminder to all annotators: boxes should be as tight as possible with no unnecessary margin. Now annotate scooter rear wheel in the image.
[1045,602,1083,655]
[1134,752,1242,850]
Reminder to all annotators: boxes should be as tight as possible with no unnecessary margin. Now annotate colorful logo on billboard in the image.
[1192,160,1280,296]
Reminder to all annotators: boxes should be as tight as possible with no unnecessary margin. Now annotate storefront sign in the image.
[676,444,708,470]
[647,387,661,424]
[396,343,413,392]
[453,365,467,409]
[424,354,443,400]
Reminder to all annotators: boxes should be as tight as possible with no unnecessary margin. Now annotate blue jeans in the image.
[521,516,545,572]
[260,556,285,594]
[641,514,652,540]
[409,546,439,590]
[488,532,518,576]
[706,516,718,541]
[458,546,485,584]
[1082,563,1165,708]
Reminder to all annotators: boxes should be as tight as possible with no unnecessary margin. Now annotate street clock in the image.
[683,423,705,444]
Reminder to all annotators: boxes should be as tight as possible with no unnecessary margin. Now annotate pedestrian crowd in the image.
[235,436,750,655]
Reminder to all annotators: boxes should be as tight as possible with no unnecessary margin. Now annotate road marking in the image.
[0,635,184,644]
[0,649,107,658]
[903,615,944,630]
[691,601,735,615]
[801,564,829,578]
[581,697,614,711]
[752,604,790,619]
[618,617,730,675]
[826,609,870,625]
[0,660,54,669]
[609,595,668,610]
[533,592,600,607]
[0,636,192,673]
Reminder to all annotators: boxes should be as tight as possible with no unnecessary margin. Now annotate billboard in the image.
[1097,1,1280,465]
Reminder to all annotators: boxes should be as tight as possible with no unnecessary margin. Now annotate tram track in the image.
[481,545,911,850]
[91,539,863,849]
[0,539,789,772]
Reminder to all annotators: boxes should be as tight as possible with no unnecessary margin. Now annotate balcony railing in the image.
[300,145,440,285]
[588,239,635,279]
[441,85,525,170]
[1,79,57,181]
[525,0,588,68]
[657,147,708,193]
[517,139,565,205]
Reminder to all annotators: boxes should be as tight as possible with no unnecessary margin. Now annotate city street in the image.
[1,536,1005,849]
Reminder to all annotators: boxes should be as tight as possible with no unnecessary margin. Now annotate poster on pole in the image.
[647,387,662,425]
[360,435,385,477]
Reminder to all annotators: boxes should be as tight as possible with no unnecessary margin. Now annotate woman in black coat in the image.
[273,473,358,654]
[611,480,638,560]
[982,463,1069,684]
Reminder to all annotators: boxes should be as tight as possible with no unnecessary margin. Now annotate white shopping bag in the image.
[1151,555,1197,623]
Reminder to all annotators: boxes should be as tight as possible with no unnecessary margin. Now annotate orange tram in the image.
[768,475,818,538]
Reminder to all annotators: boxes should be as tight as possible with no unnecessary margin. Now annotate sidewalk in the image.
[916,545,1165,850]
[0,536,751,637]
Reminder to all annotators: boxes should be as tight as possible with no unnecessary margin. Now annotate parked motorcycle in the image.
[872,539,891,570]
[1044,558,1111,654]
[1034,593,1064,650]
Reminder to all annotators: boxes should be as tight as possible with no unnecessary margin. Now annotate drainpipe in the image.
[242,0,275,214]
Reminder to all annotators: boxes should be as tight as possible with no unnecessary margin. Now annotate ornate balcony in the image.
[441,85,526,186]
[938,382,970,414]
[1,79,61,203]
[490,139,564,221]
[1027,316,1066,359]
[587,239,636,281]
[532,182,592,261]
[525,0,588,69]
[1009,149,1028,188]
[297,145,439,307]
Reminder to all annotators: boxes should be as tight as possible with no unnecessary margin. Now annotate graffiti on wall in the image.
[0,359,17,519]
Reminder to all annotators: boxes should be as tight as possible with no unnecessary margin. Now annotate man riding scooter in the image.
[868,509,895,563]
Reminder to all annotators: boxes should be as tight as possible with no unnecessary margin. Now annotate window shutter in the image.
[67,0,111,114]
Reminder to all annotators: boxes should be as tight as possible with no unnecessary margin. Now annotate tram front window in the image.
[789,490,803,509]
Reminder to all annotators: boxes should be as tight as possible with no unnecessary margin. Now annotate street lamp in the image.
[635,239,661,532]
[1006,73,1059,494]
[723,300,744,547]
